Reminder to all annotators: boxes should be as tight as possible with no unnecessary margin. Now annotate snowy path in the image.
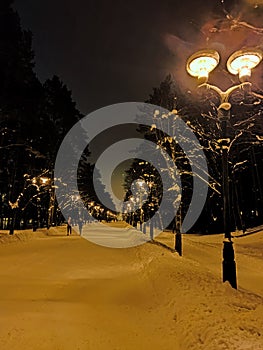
[0,224,262,350]
[80,222,149,247]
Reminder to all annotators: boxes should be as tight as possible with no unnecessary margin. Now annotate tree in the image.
[0,2,84,230]
[0,1,44,230]
[40,75,82,164]
[123,73,263,235]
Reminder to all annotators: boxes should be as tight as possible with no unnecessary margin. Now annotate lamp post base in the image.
[222,240,237,289]
[150,220,154,240]
[175,232,182,256]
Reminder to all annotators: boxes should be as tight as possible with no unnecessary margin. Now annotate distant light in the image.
[40,177,49,184]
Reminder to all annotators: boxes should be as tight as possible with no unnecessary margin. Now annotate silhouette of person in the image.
[78,218,83,235]
[67,216,72,235]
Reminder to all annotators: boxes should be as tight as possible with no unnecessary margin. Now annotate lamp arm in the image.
[198,82,251,104]
[251,91,263,100]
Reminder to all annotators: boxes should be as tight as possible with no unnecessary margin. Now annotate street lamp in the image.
[186,47,262,289]
[130,196,136,226]
[186,49,220,83]
[136,180,143,231]
[147,181,155,240]
[227,49,262,82]
[32,176,51,231]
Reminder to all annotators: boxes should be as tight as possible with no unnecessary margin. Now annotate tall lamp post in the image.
[186,48,262,289]
[136,180,145,231]
[32,176,51,231]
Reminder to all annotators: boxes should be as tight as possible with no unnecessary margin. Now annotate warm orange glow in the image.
[40,177,49,184]
[227,49,262,81]
[186,50,220,81]
[189,57,217,78]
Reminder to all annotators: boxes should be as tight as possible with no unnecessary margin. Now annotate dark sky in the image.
[12,0,263,201]
[12,0,243,115]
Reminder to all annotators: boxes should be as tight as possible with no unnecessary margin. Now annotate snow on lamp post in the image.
[186,48,262,289]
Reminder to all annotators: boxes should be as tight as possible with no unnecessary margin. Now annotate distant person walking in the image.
[67,216,72,236]
[78,218,83,235]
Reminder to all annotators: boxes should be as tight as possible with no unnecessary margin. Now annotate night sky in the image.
[12,0,263,200]
[12,0,252,115]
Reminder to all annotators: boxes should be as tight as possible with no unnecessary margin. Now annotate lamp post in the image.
[47,180,56,229]
[174,205,182,256]
[32,176,51,231]
[130,196,136,227]
[136,180,145,231]
[186,48,262,289]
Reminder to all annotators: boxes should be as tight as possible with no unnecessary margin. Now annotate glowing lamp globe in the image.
[227,49,262,82]
[186,50,220,83]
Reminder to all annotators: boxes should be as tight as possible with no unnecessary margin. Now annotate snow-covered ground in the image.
[80,221,150,247]
[0,223,262,350]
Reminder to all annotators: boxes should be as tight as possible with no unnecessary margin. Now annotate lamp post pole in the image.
[200,83,252,289]
[137,180,144,231]
[197,84,250,289]
[48,180,55,229]
[218,101,236,289]
[174,205,182,256]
